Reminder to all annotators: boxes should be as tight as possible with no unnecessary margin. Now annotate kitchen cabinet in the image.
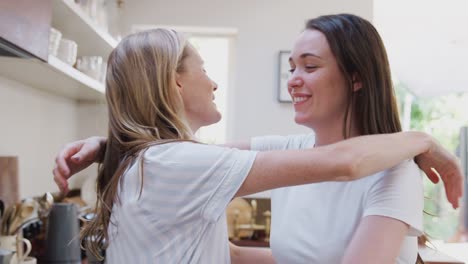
[0,0,117,101]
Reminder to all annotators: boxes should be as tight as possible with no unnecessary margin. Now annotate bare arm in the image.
[53,132,463,208]
[223,134,461,207]
[341,216,409,264]
[230,242,275,264]
[53,136,106,193]
[235,131,433,197]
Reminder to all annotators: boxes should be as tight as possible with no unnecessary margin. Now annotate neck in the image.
[311,114,360,147]
[186,117,200,136]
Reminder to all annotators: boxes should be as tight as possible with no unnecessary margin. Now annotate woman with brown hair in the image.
[246,14,430,263]
[53,16,462,263]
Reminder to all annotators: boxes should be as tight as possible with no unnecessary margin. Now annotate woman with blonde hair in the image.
[54,27,462,263]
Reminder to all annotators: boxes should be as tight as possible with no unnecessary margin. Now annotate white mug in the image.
[49,27,62,57]
[0,235,31,263]
[15,256,36,264]
[57,38,78,66]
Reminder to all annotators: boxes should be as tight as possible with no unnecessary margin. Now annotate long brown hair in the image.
[81,29,194,259]
[306,14,402,137]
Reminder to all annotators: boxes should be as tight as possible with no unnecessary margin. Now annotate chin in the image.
[294,113,316,128]
[213,113,222,123]
[205,111,222,126]
[294,113,309,125]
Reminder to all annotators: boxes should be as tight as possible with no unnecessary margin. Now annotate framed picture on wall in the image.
[278,50,292,102]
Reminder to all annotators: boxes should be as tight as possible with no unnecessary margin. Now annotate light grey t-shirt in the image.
[252,134,423,264]
[105,142,257,264]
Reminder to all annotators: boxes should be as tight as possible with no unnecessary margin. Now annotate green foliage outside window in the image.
[395,84,468,240]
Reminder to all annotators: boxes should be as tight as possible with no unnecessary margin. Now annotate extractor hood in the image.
[0,0,51,62]
[0,37,35,59]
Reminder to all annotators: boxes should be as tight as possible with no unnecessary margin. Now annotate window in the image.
[190,36,230,144]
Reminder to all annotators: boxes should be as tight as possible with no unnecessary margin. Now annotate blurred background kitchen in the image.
[0,0,467,263]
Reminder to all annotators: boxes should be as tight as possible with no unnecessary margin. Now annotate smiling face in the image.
[288,29,351,130]
[177,45,221,132]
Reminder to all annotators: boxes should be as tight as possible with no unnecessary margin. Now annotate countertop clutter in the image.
[227,197,271,248]
[0,190,101,264]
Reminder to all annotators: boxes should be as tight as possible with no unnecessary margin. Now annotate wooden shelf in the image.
[52,0,117,58]
[0,55,105,101]
[0,0,114,101]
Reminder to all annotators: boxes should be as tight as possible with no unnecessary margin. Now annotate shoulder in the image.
[364,160,424,235]
[387,160,420,176]
[144,141,227,159]
[379,160,421,185]
[251,133,315,151]
[289,133,315,149]
[365,159,423,205]
[143,141,257,169]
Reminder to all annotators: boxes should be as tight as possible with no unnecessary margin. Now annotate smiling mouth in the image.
[292,96,310,105]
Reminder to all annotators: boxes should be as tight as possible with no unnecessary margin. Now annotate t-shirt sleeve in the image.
[142,142,257,223]
[363,160,424,236]
[251,134,315,151]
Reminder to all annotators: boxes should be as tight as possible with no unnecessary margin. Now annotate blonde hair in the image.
[81,28,194,260]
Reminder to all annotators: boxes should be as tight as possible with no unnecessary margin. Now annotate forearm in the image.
[331,131,432,180]
[235,131,434,197]
[230,243,275,264]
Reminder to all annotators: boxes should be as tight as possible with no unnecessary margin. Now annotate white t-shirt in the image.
[252,134,424,264]
[105,142,257,264]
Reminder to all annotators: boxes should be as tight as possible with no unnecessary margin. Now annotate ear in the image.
[175,73,183,91]
[352,73,363,92]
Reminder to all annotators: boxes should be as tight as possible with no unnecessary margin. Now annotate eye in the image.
[288,68,296,73]
[305,65,317,71]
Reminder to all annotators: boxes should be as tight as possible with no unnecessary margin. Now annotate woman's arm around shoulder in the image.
[236,132,432,197]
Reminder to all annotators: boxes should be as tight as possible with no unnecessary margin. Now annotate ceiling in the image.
[374,0,468,98]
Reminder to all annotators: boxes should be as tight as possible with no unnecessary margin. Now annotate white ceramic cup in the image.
[76,56,103,81]
[57,38,78,66]
[21,257,37,264]
[10,254,37,264]
[0,235,31,263]
[49,27,62,57]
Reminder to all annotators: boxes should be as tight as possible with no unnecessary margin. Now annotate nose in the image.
[288,75,303,93]
[212,80,218,91]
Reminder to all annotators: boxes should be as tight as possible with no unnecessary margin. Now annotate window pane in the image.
[190,36,229,144]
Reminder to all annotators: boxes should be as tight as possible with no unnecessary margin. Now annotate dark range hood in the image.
[0,37,35,59]
[0,0,52,62]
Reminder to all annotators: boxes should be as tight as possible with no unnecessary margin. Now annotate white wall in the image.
[0,77,77,198]
[0,78,107,198]
[120,0,373,140]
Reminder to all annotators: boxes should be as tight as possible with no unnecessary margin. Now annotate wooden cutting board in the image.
[0,156,19,207]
